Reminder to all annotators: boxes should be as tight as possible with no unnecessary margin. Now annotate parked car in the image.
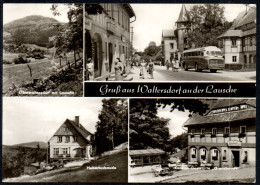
[153,60,161,65]
[168,163,182,171]
[152,164,174,177]
[200,162,214,170]
[188,161,199,168]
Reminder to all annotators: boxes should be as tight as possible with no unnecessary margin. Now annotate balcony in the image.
[107,21,116,35]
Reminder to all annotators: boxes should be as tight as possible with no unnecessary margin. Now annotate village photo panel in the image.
[2,97,128,182]
[84,3,256,82]
[3,3,84,97]
[129,98,256,183]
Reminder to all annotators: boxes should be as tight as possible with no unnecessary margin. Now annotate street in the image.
[127,66,256,81]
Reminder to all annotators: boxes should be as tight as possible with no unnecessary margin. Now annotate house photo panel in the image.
[129,98,256,183]
[2,97,128,182]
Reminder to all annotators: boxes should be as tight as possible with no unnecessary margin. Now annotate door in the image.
[232,151,240,167]
[109,43,113,72]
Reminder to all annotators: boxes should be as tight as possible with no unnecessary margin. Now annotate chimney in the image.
[75,116,80,127]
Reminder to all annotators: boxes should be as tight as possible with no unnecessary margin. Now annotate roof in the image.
[243,27,256,37]
[184,99,256,127]
[162,29,175,37]
[129,149,165,156]
[52,119,93,143]
[231,7,256,29]
[122,4,135,18]
[183,46,221,53]
[176,5,190,23]
[217,30,243,39]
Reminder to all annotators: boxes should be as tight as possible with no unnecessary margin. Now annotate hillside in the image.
[13,141,48,149]
[3,15,63,46]
[2,145,47,179]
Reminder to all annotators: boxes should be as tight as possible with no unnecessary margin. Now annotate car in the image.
[168,163,182,171]
[153,60,161,65]
[188,161,199,168]
[152,164,174,177]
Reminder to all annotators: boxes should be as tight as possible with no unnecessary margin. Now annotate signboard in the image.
[227,140,241,147]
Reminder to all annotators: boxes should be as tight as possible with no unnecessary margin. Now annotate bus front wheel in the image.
[210,69,217,73]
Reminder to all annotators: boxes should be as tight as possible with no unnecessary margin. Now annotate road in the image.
[128,66,256,81]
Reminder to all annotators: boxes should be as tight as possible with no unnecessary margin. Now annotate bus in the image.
[182,46,225,73]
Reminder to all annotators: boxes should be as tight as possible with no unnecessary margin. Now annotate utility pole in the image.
[130,27,134,60]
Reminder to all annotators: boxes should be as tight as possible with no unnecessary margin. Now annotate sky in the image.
[157,106,190,138]
[3,4,70,25]
[130,4,255,51]
[3,98,104,145]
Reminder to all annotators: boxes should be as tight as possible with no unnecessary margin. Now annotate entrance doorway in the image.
[232,151,240,167]
[108,43,113,72]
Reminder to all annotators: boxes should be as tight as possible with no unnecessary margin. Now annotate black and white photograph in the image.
[84,4,256,81]
[3,4,83,96]
[2,98,128,182]
[129,98,256,183]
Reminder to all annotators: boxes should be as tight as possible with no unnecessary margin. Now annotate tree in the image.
[187,4,232,47]
[170,133,188,150]
[51,4,83,67]
[95,99,128,155]
[130,99,209,151]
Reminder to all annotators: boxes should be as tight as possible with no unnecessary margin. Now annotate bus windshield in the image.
[205,51,222,57]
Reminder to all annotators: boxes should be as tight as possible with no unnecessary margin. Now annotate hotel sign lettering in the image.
[227,140,241,147]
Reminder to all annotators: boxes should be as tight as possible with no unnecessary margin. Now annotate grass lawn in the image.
[3,53,76,95]
[4,150,128,182]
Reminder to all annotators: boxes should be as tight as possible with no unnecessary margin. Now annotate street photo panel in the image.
[84,4,256,82]
[129,98,256,183]
[3,4,83,96]
[2,98,128,182]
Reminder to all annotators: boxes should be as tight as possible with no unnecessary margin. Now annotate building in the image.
[161,29,178,63]
[48,116,93,161]
[184,99,256,168]
[129,149,165,166]
[85,4,136,80]
[162,5,190,63]
[217,6,256,69]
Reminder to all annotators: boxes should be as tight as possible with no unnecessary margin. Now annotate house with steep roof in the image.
[218,6,256,69]
[184,99,256,168]
[48,116,94,161]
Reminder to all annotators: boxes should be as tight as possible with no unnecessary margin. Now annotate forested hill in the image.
[3,15,64,47]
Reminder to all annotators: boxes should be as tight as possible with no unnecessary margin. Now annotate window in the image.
[73,136,77,142]
[64,127,70,132]
[223,150,227,160]
[243,151,248,163]
[201,128,205,135]
[249,37,253,46]
[57,136,62,143]
[191,148,197,158]
[231,39,237,47]
[240,105,248,110]
[224,127,230,134]
[62,148,68,155]
[65,136,70,143]
[212,149,218,160]
[191,129,195,135]
[240,126,246,134]
[212,128,217,135]
[54,148,59,155]
[232,56,237,62]
[170,43,174,49]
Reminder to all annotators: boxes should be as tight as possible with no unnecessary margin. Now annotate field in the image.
[3,52,75,95]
